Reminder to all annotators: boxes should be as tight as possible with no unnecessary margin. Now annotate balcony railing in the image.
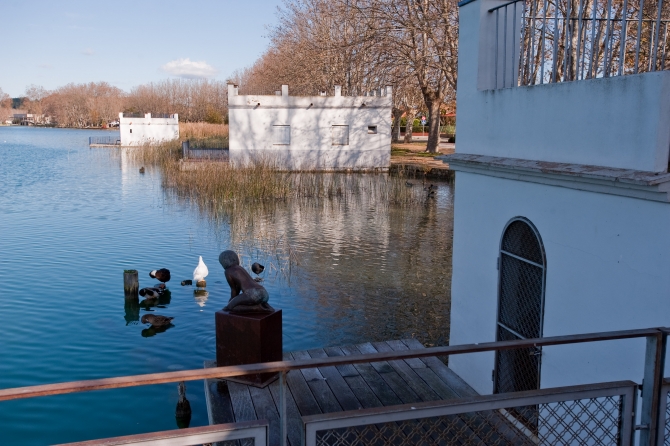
[1,327,669,445]
[490,0,670,88]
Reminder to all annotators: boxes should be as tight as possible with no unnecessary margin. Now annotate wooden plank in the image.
[248,385,280,446]
[291,350,342,414]
[338,345,405,406]
[401,338,479,398]
[283,352,323,417]
[323,347,384,409]
[227,381,258,423]
[323,346,359,378]
[372,342,442,401]
[386,341,458,400]
[358,342,431,403]
[307,348,363,411]
[385,339,427,369]
[268,376,303,446]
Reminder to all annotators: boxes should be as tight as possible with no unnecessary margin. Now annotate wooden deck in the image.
[204,339,479,446]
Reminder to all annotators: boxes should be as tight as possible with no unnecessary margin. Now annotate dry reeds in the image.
[180,123,229,139]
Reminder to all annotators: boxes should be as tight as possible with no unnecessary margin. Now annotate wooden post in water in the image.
[124,270,139,298]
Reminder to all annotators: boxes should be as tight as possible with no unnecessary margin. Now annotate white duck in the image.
[193,256,209,283]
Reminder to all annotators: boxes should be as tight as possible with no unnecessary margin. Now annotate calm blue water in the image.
[0,126,453,444]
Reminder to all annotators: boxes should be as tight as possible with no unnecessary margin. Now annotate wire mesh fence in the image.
[306,382,635,446]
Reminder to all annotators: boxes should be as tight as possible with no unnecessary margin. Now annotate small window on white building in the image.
[273,125,290,145]
[368,126,377,134]
[332,125,349,145]
[130,129,132,133]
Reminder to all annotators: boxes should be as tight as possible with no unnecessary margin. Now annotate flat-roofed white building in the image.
[119,112,179,146]
[227,84,391,171]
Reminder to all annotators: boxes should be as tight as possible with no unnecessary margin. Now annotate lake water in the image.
[0,126,453,444]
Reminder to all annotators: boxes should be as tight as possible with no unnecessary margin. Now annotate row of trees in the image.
[2,79,230,128]
[229,0,459,152]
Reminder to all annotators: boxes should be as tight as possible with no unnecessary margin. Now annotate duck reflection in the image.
[124,297,140,325]
[141,324,174,337]
[139,289,172,309]
[194,289,209,307]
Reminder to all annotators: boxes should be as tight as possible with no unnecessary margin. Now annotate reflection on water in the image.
[141,324,175,338]
[0,127,453,444]
[193,289,209,307]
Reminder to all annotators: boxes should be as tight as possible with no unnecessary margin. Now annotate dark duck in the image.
[149,268,171,283]
[141,314,174,328]
[251,262,265,282]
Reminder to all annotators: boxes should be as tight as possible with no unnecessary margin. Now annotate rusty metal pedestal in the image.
[215,309,282,388]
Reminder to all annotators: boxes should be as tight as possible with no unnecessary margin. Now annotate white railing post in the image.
[640,330,667,445]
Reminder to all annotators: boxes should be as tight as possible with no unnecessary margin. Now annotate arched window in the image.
[494,218,546,397]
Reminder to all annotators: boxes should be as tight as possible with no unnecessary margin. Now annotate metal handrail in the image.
[0,327,664,402]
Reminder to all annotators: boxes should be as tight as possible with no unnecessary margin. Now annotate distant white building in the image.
[445,0,670,399]
[118,112,179,146]
[13,113,50,125]
[227,84,391,170]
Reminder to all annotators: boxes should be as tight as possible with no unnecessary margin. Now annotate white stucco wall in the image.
[457,0,670,172]
[228,85,391,170]
[449,171,670,394]
[119,113,179,146]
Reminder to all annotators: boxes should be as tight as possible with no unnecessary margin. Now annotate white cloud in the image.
[161,58,218,79]
[82,48,94,56]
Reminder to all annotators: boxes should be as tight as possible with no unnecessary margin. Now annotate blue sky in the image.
[0,0,281,97]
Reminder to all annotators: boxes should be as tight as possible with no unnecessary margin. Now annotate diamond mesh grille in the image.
[314,396,624,446]
[664,389,670,445]
[501,220,544,265]
[498,254,543,339]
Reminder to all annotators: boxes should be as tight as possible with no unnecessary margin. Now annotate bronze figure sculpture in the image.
[219,250,275,313]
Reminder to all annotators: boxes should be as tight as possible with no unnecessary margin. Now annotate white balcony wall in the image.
[457,0,670,172]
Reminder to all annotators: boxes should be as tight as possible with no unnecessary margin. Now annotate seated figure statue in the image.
[219,250,275,313]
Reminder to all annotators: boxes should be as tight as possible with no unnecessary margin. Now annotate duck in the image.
[175,381,192,428]
[149,268,171,283]
[405,181,414,187]
[193,256,209,283]
[139,167,145,174]
[251,262,265,275]
[141,314,174,328]
[423,184,438,192]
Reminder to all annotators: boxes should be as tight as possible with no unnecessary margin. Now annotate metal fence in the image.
[1,327,668,445]
[303,381,635,446]
[89,136,120,145]
[490,0,670,88]
[181,140,229,160]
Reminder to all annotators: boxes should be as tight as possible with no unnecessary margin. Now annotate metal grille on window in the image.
[272,125,290,145]
[332,125,349,145]
[495,218,546,430]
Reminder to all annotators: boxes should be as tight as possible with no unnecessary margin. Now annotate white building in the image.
[228,84,391,170]
[445,0,670,398]
[119,112,179,146]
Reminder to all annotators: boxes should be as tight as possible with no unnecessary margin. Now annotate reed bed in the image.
[180,122,229,139]
[125,143,429,276]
